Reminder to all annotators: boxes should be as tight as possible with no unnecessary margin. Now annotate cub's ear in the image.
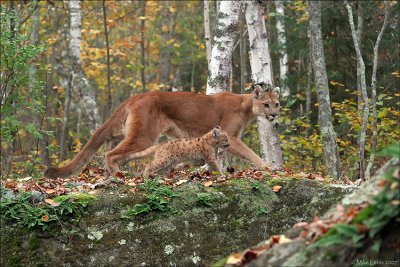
[272,87,280,98]
[212,128,221,139]
[253,84,264,99]
[214,125,221,130]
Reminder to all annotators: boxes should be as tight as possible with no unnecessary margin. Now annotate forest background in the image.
[1,0,399,181]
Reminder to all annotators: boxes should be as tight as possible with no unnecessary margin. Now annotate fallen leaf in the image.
[114,171,126,179]
[19,176,32,182]
[272,185,282,192]
[51,202,61,207]
[203,181,213,187]
[41,215,49,222]
[5,180,15,189]
[278,235,292,244]
[44,198,55,205]
[226,253,242,265]
[45,189,56,194]
[176,179,188,186]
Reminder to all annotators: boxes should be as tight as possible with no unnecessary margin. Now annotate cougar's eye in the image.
[276,103,280,107]
[264,103,270,108]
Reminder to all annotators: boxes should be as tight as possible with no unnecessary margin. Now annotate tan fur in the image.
[130,127,229,177]
[45,84,280,178]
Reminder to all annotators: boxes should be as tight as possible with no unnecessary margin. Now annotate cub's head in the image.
[208,126,230,149]
[251,83,280,125]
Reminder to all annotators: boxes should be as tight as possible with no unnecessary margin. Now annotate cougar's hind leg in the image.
[105,112,160,176]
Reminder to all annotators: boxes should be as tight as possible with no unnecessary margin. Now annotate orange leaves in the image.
[203,181,213,187]
[272,185,282,192]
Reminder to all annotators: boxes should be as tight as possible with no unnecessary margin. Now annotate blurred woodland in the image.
[1,0,399,180]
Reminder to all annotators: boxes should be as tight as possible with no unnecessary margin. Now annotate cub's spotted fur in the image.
[129,127,229,177]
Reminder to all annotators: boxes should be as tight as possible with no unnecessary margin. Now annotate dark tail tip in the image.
[44,167,63,179]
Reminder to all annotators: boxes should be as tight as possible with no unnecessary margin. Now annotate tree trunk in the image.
[308,0,341,179]
[356,2,364,116]
[365,2,391,180]
[275,0,289,98]
[69,0,101,132]
[345,1,369,181]
[245,0,283,169]
[239,5,247,94]
[160,2,171,90]
[140,1,146,92]
[206,1,241,95]
[102,0,112,118]
[204,0,212,64]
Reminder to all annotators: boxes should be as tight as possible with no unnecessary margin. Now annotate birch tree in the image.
[308,0,341,179]
[245,0,283,169]
[69,0,100,132]
[345,1,369,181]
[275,0,289,98]
[203,0,212,64]
[206,1,241,95]
[365,2,391,179]
[102,0,112,117]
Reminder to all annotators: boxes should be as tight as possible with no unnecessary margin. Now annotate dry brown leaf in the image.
[176,179,188,186]
[41,215,49,222]
[203,181,213,187]
[226,253,242,265]
[272,185,282,192]
[4,180,15,189]
[45,189,56,194]
[44,198,54,205]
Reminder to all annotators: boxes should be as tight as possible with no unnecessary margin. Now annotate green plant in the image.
[0,191,95,230]
[196,192,214,207]
[123,178,178,218]
[313,143,400,248]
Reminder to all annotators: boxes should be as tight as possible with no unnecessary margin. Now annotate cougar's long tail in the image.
[45,101,129,178]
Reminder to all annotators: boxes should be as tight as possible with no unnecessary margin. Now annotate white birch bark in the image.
[204,0,212,64]
[365,2,391,180]
[206,1,241,95]
[275,0,289,98]
[308,1,341,179]
[345,1,369,181]
[69,0,100,132]
[245,0,283,169]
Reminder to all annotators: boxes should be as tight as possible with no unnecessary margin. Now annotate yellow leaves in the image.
[329,80,345,87]
[139,16,147,20]
[173,43,181,48]
[168,6,176,13]
[47,37,57,45]
[73,138,82,153]
[391,70,400,78]
[162,25,169,33]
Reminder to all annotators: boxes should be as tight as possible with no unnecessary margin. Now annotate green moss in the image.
[9,255,21,267]
[53,193,97,203]
[28,235,40,251]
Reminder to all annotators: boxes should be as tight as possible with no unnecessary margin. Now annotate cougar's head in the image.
[251,83,280,125]
[210,126,230,148]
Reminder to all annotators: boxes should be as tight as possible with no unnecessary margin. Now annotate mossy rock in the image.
[0,178,353,266]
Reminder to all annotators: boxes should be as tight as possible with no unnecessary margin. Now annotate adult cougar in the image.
[45,83,280,178]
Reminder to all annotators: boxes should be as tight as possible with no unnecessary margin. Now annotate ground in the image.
[0,169,356,267]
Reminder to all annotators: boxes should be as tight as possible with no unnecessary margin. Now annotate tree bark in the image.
[308,0,341,179]
[204,0,212,64]
[245,0,283,169]
[239,5,247,94]
[275,0,289,98]
[206,1,241,95]
[160,2,171,90]
[69,0,101,132]
[345,1,369,181]
[356,2,364,115]
[365,2,391,180]
[140,1,146,92]
[102,0,112,118]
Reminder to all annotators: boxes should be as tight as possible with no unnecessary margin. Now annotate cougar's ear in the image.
[212,128,221,139]
[253,84,264,99]
[214,125,221,130]
[272,87,280,98]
